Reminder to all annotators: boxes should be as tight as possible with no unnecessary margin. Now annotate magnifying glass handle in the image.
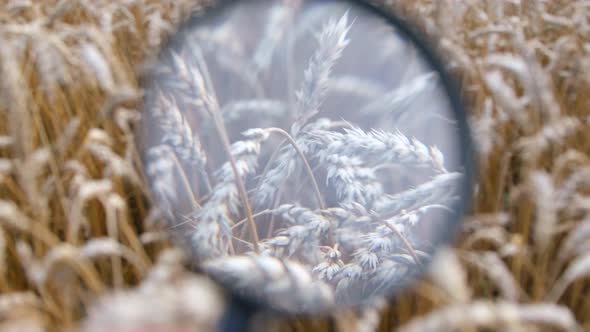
[217,296,257,332]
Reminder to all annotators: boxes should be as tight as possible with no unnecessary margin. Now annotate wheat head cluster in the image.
[0,0,589,332]
[140,0,465,314]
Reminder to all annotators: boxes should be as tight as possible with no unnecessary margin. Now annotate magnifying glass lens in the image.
[139,0,472,315]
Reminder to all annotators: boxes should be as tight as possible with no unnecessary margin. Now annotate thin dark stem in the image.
[254,137,287,200]
[381,219,422,267]
[231,209,272,230]
[195,44,260,253]
[167,150,201,210]
[266,191,283,238]
[266,127,325,209]
[211,112,260,253]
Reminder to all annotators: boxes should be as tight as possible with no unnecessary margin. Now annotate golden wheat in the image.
[0,0,589,331]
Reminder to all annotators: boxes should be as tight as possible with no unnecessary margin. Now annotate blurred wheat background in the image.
[0,0,589,331]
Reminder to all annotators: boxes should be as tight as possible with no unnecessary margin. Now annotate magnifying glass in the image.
[138,0,474,329]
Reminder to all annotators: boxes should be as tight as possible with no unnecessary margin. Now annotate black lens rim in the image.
[140,0,476,318]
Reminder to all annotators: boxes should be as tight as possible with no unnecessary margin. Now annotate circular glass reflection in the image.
[139,0,471,314]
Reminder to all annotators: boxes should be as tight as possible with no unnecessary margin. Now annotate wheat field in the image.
[0,0,589,331]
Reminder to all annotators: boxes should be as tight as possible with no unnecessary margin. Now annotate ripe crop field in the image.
[0,1,589,331]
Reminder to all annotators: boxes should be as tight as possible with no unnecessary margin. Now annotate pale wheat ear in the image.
[83,248,225,332]
[80,238,148,273]
[190,129,271,260]
[399,301,582,332]
[323,154,383,207]
[254,119,336,208]
[374,172,462,218]
[321,126,448,172]
[16,241,106,295]
[461,251,523,301]
[0,200,59,247]
[360,72,438,120]
[156,95,208,173]
[253,2,298,73]
[259,204,332,263]
[291,11,353,136]
[253,9,355,207]
[203,255,334,313]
